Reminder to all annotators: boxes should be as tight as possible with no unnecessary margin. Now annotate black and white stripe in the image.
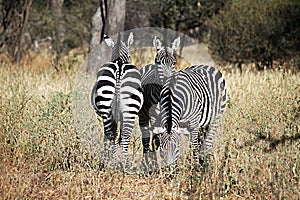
[159,65,226,167]
[91,32,143,169]
[138,36,180,171]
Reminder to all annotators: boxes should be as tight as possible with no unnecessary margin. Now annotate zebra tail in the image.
[111,81,120,138]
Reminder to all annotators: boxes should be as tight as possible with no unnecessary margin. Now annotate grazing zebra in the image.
[159,65,226,168]
[91,32,144,170]
[138,36,180,171]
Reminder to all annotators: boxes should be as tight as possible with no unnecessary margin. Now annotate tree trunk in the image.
[51,0,65,70]
[17,0,33,66]
[88,0,126,73]
[89,1,106,53]
[105,0,126,35]
[89,0,126,52]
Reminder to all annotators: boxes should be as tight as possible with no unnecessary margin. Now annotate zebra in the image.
[138,36,180,172]
[159,65,226,168]
[91,32,144,170]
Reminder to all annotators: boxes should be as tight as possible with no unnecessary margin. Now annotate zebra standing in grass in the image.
[138,36,180,171]
[159,65,226,167]
[91,33,143,170]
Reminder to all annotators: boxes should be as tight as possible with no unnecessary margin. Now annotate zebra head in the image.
[160,128,180,166]
[104,32,134,64]
[159,75,181,166]
[153,36,180,79]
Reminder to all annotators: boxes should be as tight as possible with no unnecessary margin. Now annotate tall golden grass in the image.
[0,51,299,199]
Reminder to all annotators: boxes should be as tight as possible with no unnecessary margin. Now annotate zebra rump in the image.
[91,32,143,170]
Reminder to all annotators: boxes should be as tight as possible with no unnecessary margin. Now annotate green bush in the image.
[208,0,300,69]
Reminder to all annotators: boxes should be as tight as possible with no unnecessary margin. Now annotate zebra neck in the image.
[156,64,175,84]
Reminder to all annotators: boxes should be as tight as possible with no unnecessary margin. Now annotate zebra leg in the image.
[151,127,162,172]
[139,114,152,173]
[110,120,119,169]
[102,118,117,168]
[102,129,110,168]
[140,119,151,154]
[148,107,163,172]
[200,120,219,165]
[190,125,201,169]
[119,119,135,172]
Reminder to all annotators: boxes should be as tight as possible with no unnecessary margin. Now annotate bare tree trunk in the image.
[51,0,65,70]
[16,0,33,66]
[1,0,28,63]
[89,0,107,53]
[89,0,126,51]
[88,0,126,73]
[105,0,126,35]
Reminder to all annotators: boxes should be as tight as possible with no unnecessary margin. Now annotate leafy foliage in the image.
[1,0,300,69]
[145,0,227,39]
[208,0,300,69]
[0,0,98,56]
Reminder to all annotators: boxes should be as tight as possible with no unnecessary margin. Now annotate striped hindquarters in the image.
[91,62,143,121]
[119,63,144,121]
[91,62,117,119]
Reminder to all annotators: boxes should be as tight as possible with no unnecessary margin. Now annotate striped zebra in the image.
[159,65,226,168]
[138,36,180,172]
[91,32,144,170]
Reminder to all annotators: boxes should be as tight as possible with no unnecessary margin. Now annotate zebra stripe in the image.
[91,32,143,170]
[159,65,226,167]
[138,36,180,171]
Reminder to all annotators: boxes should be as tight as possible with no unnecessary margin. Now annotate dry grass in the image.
[0,52,299,199]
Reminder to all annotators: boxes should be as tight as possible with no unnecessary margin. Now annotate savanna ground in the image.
[0,49,299,199]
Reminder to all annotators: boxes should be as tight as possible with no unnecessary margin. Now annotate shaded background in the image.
[1,0,299,71]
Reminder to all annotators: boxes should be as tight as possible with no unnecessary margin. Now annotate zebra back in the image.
[160,69,212,131]
[185,65,227,122]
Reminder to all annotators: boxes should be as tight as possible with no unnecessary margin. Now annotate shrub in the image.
[208,0,300,70]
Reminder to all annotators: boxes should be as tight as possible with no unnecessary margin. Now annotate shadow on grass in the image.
[239,132,300,153]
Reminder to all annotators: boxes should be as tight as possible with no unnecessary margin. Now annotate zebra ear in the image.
[171,36,180,51]
[104,34,115,47]
[127,32,134,47]
[153,36,162,51]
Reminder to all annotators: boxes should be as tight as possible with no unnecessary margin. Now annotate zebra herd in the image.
[91,32,227,173]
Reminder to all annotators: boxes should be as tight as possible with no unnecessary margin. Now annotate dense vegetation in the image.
[1,0,299,70]
[208,0,300,69]
[0,54,299,198]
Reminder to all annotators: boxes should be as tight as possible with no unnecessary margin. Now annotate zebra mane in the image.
[167,85,172,135]
[166,73,178,135]
[111,33,122,63]
[169,72,178,85]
